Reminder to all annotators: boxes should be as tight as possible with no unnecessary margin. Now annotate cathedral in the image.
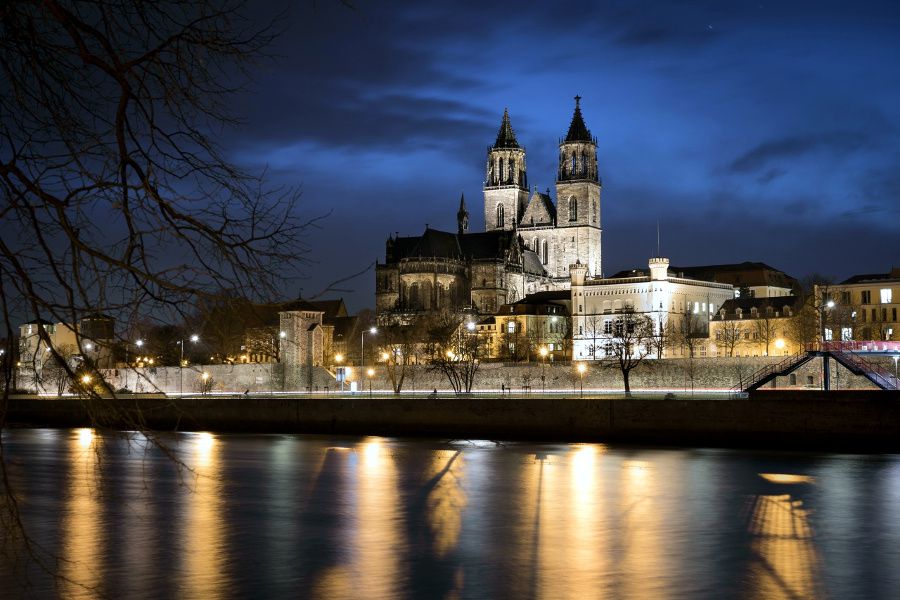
[375,98,603,324]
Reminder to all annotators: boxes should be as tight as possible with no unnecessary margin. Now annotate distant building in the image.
[571,258,734,360]
[610,261,796,299]
[17,314,115,391]
[376,98,604,325]
[710,296,803,357]
[818,267,900,342]
[480,291,571,361]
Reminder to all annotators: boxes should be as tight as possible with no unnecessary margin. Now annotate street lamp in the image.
[539,346,548,394]
[577,362,586,397]
[361,327,377,369]
[367,367,375,398]
[893,355,899,384]
[178,334,199,396]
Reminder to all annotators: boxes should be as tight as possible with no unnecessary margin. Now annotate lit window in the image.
[693,302,699,314]
[881,288,893,304]
[507,321,515,333]
[824,328,833,341]
[841,327,852,341]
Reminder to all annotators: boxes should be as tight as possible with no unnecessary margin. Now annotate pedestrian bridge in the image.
[735,341,900,393]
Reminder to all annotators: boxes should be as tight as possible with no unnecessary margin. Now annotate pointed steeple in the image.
[457,193,469,234]
[493,108,520,149]
[565,95,593,143]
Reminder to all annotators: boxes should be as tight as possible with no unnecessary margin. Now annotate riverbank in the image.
[6,390,900,452]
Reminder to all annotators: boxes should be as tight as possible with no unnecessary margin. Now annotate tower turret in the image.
[457,193,469,234]
[556,96,602,277]
[484,108,529,231]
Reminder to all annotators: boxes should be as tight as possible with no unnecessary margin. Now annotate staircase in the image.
[733,349,900,393]
[831,351,899,391]
[733,353,816,394]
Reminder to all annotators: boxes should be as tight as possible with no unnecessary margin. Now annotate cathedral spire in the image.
[565,95,593,143]
[493,108,520,149]
[457,193,469,234]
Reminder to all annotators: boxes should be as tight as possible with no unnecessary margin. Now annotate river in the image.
[1,428,898,599]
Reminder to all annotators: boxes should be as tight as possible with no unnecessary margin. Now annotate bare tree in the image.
[428,324,481,395]
[378,323,416,394]
[754,309,778,356]
[716,319,744,357]
[0,0,315,588]
[601,307,655,394]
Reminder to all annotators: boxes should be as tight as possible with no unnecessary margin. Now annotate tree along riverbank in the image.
[6,390,900,452]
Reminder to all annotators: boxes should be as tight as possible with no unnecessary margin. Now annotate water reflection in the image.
[746,492,822,599]
[179,432,229,599]
[3,431,900,598]
[61,428,103,598]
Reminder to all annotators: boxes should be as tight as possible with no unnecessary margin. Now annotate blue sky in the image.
[226,0,900,311]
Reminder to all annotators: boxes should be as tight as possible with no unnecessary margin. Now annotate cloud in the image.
[729,132,872,173]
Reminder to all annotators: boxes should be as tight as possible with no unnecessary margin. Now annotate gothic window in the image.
[541,240,548,265]
[571,153,576,175]
[532,236,538,252]
[569,196,577,222]
[497,204,505,228]
[499,157,505,183]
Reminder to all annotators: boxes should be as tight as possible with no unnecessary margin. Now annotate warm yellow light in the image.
[148,358,154,365]
[345,367,352,378]
[380,352,389,361]
[77,428,94,448]
[335,353,344,363]
[775,339,786,349]
[759,473,815,484]
[81,374,92,384]
[446,350,455,359]
[539,347,548,357]
[367,368,375,377]
[201,372,210,381]
[577,363,586,374]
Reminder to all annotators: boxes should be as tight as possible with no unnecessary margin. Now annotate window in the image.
[862,290,871,304]
[841,291,851,304]
[894,308,898,321]
[841,327,852,341]
[824,328,833,341]
[541,240,548,265]
[807,375,814,386]
[496,204,505,228]
[700,345,707,357]
[507,321,516,333]
[569,196,577,221]
[881,288,893,304]
[603,320,613,334]
[789,374,797,386]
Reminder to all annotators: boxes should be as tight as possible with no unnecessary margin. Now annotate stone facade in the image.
[376,98,605,325]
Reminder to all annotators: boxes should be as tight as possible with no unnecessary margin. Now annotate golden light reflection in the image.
[745,494,822,599]
[425,450,467,559]
[61,428,103,598]
[181,432,228,598]
[618,456,668,599]
[759,473,816,485]
[329,436,402,599]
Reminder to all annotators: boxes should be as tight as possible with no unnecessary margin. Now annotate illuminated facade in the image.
[709,296,803,357]
[818,267,900,341]
[375,99,604,325]
[570,257,734,360]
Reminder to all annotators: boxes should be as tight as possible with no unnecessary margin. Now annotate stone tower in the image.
[484,108,529,231]
[555,96,602,277]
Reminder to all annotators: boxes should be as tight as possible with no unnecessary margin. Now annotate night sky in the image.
[225,0,900,312]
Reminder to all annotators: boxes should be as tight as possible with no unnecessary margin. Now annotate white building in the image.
[570,258,734,359]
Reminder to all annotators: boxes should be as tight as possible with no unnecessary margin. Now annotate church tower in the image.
[555,96,602,277]
[484,109,529,231]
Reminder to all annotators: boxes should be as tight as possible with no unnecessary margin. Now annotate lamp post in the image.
[539,346,548,395]
[577,362,586,397]
[126,338,143,391]
[893,355,899,385]
[335,354,345,392]
[361,326,377,370]
[178,334,199,396]
[367,368,374,398]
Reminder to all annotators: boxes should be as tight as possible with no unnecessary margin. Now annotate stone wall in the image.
[16,354,893,394]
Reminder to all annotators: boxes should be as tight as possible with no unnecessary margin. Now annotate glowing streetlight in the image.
[279,330,286,339]
[178,334,200,396]
[380,352,390,361]
[81,374,92,385]
[84,342,93,351]
[335,353,344,364]
[775,339,785,351]
[446,350,455,360]
[361,327,377,369]
[466,321,476,331]
[577,363,587,397]
[366,367,375,398]
[539,347,549,394]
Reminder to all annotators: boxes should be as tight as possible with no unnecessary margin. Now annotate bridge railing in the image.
[806,341,900,353]
[831,350,899,391]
